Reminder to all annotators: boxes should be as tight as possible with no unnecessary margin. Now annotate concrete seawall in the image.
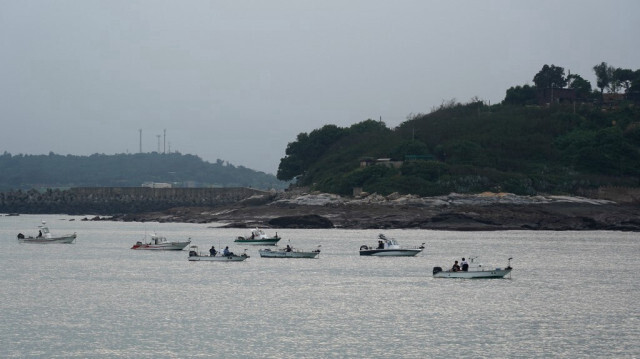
[0,187,269,215]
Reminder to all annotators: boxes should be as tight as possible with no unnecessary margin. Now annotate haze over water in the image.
[1,215,638,358]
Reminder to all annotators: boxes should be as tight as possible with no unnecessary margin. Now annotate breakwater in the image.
[0,187,269,215]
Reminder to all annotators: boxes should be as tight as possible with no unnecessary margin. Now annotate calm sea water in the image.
[1,214,638,358]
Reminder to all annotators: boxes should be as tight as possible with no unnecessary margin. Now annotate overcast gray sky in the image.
[1,1,639,174]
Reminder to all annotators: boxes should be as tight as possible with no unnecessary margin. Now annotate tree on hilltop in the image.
[533,64,567,89]
[566,74,592,99]
[593,62,616,95]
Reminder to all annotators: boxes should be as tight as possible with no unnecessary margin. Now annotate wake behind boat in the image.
[359,234,424,256]
[433,257,513,279]
[259,244,321,258]
[234,228,281,245]
[188,245,249,261]
[17,221,76,244]
[131,233,191,250]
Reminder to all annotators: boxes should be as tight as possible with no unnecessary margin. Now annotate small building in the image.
[375,158,403,169]
[360,158,403,169]
[537,88,576,105]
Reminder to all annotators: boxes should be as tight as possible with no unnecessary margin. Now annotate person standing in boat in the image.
[452,260,461,272]
[37,230,43,238]
[461,258,469,271]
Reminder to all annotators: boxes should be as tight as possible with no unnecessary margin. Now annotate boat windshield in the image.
[251,229,266,237]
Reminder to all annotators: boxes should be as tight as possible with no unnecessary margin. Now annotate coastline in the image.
[101,192,640,231]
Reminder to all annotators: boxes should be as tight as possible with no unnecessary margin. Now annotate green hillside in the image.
[278,101,640,196]
[277,62,640,196]
[0,152,287,191]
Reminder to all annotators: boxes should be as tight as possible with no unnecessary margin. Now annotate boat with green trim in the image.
[234,228,281,245]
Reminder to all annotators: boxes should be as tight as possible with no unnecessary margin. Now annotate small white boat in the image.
[234,228,281,245]
[131,233,191,250]
[17,221,76,244]
[188,245,249,261]
[259,244,321,258]
[433,257,513,279]
[359,234,424,256]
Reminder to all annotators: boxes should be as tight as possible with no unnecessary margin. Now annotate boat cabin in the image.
[38,224,52,238]
[378,233,400,249]
[150,234,168,245]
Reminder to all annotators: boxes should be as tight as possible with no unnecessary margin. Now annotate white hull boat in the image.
[188,246,249,261]
[259,245,320,258]
[234,228,281,245]
[131,233,190,250]
[360,234,424,256]
[433,257,513,279]
[188,254,249,262]
[17,222,76,244]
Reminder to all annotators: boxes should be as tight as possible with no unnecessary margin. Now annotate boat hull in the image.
[131,241,191,250]
[433,268,512,279]
[234,238,280,245]
[259,249,319,258]
[188,255,248,262]
[360,249,422,256]
[18,234,76,244]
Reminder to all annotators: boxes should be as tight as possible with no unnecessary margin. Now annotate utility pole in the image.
[139,129,142,153]
[163,129,166,154]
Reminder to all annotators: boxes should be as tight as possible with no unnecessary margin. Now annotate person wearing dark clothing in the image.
[209,246,217,256]
[452,260,461,272]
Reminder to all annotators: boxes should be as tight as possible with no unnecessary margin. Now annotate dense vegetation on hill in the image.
[0,152,287,191]
[277,63,640,196]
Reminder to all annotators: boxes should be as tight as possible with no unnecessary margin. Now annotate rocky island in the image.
[103,190,640,231]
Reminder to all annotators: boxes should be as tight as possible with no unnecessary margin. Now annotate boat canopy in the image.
[38,222,52,238]
[378,233,399,248]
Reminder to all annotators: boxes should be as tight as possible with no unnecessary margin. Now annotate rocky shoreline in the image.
[101,191,640,231]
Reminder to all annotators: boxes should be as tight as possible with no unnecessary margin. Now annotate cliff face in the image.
[0,187,269,215]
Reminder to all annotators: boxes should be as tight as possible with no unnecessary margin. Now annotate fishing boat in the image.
[433,257,513,279]
[259,244,321,258]
[187,245,249,261]
[131,233,191,250]
[234,228,281,245]
[359,234,424,256]
[17,221,76,244]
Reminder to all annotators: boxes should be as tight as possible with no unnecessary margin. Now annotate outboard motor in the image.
[433,267,443,275]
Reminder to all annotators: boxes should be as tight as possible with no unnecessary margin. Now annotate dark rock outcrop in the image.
[268,214,334,228]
